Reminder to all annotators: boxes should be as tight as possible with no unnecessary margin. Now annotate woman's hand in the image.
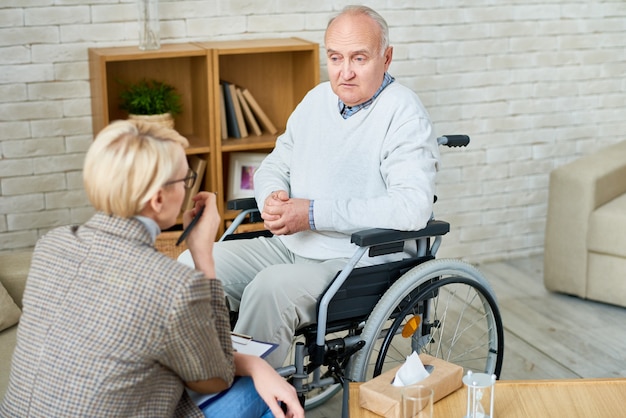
[234,353,304,418]
[183,191,221,278]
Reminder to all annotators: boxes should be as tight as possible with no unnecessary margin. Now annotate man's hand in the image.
[261,190,310,235]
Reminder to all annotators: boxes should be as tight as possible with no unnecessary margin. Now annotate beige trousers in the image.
[213,236,349,368]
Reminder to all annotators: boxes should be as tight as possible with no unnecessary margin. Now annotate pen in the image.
[176,205,205,246]
[231,331,253,340]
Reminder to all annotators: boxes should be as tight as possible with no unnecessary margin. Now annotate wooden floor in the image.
[308,254,626,417]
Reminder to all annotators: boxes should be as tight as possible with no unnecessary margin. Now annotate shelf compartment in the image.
[89,39,319,235]
[89,43,210,144]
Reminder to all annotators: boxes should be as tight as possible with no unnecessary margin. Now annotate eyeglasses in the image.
[164,168,197,189]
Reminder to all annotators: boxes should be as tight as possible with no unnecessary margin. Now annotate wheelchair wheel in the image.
[348,258,504,382]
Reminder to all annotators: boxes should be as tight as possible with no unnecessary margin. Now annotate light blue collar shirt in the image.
[338,72,395,119]
[135,215,161,243]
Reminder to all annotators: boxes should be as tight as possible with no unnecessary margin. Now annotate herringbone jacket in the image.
[0,212,234,417]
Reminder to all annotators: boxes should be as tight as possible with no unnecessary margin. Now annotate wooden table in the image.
[349,378,626,417]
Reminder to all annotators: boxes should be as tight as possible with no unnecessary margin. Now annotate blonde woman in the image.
[0,120,302,418]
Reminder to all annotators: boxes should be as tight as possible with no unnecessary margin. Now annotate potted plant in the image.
[118,78,182,129]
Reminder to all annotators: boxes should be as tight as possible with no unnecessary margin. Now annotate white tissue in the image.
[392,351,431,387]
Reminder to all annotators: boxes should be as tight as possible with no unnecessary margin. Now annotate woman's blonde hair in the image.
[83,120,189,218]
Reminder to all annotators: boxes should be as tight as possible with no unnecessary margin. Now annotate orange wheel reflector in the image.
[401,316,421,338]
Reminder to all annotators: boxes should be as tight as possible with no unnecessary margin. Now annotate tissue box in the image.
[359,354,463,418]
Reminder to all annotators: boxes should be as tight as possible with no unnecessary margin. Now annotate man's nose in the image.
[340,61,355,79]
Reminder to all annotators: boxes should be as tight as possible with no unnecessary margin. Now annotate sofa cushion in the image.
[587,253,626,307]
[0,251,32,308]
[0,282,20,332]
[588,193,626,258]
[0,324,18,398]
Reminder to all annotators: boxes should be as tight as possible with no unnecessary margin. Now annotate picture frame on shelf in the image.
[228,152,267,201]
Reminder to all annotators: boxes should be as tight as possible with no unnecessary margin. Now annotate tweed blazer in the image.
[0,213,234,417]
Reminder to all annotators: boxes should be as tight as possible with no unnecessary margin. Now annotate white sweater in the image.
[254,80,440,262]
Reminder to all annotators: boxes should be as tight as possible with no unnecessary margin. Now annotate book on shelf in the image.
[220,81,242,139]
[223,81,248,138]
[236,87,262,136]
[227,82,248,138]
[241,88,278,135]
[219,87,228,140]
[182,155,207,211]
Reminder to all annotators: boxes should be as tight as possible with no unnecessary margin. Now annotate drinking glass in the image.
[402,385,433,418]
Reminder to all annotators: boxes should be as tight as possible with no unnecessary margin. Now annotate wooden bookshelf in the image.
[89,38,319,234]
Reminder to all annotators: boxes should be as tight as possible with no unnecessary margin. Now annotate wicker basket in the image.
[128,113,175,129]
[155,230,187,259]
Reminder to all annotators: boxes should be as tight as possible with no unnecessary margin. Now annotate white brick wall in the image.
[1,0,625,262]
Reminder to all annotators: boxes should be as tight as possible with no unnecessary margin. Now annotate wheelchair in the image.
[193,135,503,416]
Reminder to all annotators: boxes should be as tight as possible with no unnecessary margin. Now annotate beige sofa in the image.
[544,140,626,307]
[0,251,32,399]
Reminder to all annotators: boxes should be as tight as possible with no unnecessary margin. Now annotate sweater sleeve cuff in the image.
[308,200,316,230]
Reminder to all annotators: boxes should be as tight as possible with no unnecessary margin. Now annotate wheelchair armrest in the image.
[350,219,450,248]
[227,197,259,211]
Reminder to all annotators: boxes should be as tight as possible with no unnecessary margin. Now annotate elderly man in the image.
[184,5,440,369]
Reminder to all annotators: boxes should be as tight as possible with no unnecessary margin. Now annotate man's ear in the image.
[384,46,393,69]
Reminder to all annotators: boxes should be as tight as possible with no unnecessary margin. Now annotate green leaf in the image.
[118,79,182,116]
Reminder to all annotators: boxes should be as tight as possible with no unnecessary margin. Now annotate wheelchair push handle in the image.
[438,135,470,147]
